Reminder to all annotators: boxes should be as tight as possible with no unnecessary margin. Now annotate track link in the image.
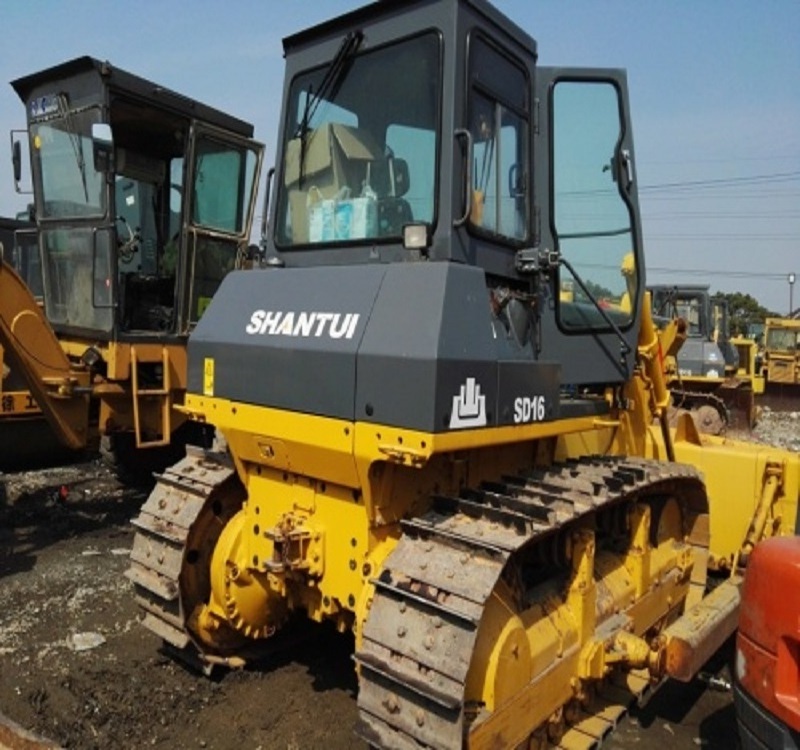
[670,388,730,434]
[354,456,707,750]
[125,446,239,653]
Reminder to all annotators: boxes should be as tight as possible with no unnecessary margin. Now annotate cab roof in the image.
[11,55,254,138]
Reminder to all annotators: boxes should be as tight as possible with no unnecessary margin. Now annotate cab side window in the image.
[467,35,529,243]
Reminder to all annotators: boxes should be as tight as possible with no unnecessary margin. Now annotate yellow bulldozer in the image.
[124,2,798,748]
[0,57,263,472]
[761,316,800,406]
[649,285,761,434]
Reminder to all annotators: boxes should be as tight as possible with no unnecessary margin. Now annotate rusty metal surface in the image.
[668,389,730,435]
[125,447,238,655]
[664,578,742,683]
[354,458,708,750]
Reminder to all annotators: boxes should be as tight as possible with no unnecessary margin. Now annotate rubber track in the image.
[354,456,704,750]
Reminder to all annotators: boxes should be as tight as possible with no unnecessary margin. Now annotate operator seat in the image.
[369,157,413,236]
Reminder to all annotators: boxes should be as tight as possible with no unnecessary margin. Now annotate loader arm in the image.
[0,259,90,450]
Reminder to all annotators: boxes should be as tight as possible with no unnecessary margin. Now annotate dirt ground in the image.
[2,411,796,749]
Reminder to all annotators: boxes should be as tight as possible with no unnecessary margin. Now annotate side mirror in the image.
[12,140,22,183]
[10,131,32,194]
[91,123,114,173]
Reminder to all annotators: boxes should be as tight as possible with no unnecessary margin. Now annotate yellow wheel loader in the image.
[0,57,263,472]
[126,2,799,748]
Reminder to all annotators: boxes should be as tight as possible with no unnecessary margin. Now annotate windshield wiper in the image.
[296,29,364,186]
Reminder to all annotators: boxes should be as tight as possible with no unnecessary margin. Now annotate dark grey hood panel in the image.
[189,263,561,432]
[188,265,384,420]
[676,339,725,377]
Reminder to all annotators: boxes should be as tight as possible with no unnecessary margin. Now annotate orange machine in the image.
[735,536,800,748]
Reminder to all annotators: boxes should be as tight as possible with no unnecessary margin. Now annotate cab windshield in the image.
[766,327,800,351]
[276,32,440,247]
[30,108,105,219]
[675,298,704,337]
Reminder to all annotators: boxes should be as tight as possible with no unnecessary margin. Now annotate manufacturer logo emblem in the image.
[449,378,487,429]
[245,310,360,340]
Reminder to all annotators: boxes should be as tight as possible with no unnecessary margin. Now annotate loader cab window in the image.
[29,106,113,331]
[10,228,43,299]
[30,109,106,219]
[115,162,178,332]
[187,135,260,323]
[40,227,113,331]
[467,36,528,242]
[191,137,258,234]
[276,32,440,247]
[552,81,638,330]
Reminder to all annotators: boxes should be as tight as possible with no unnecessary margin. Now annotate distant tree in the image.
[713,291,779,336]
[576,280,616,304]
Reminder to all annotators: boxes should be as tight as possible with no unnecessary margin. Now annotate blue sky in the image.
[1,1,797,311]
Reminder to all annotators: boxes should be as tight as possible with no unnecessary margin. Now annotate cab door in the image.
[178,125,264,331]
[532,68,644,387]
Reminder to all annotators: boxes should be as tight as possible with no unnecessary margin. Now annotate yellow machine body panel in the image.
[731,334,766,394]
[763,317,800,386]
[0,259,90,449]
[0,343,41,419]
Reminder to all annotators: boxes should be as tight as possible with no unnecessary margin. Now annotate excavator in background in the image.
[649,284,760,434]
[0,57,263,472]
[125,1,799,748]
[0,215,67,468]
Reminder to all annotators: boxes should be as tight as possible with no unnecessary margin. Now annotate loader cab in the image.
[268,0,644,387]
[11,56,263,342]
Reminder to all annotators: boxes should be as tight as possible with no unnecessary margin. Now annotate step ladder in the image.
[131,346,172,448]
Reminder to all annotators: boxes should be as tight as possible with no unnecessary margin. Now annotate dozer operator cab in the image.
[10,56,263,341]
[763,317,800,387]
[650,284,731,378]
[711,294,739,373]
[650,284,713,339]
[248,0,645,399]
